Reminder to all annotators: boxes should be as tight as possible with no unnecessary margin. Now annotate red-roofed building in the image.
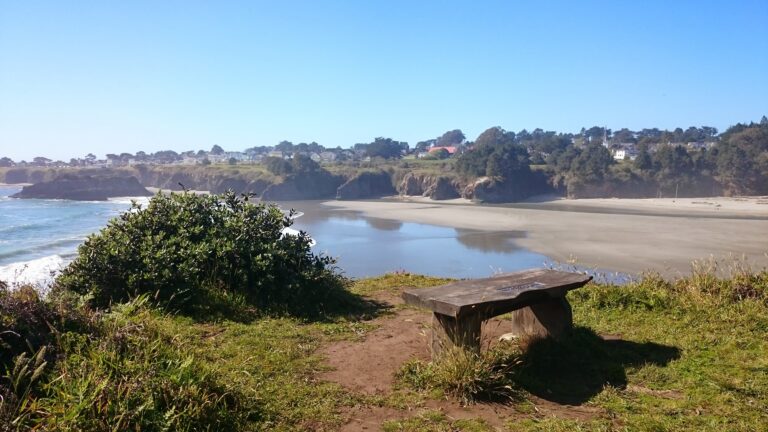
[428,146,457,155]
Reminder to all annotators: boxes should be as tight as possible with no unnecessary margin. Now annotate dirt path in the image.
[318,292,605,431]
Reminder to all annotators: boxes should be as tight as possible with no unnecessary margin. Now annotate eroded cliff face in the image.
[461,172,555,203]
[396,172,462,200]
[11,175,152,201]
[130,167,275,195]
[1,166,558,203]
[336,171,396,200]
[262,171,345,201]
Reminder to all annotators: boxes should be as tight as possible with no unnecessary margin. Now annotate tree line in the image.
[2,117,766,198]
[453,116,768,198]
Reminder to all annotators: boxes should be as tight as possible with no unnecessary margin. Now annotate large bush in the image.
[56,191,347,315]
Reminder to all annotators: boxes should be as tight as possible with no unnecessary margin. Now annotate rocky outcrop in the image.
[398,172,425,196]
[130,167,272,195]
[462,170,556,203]
[397,173,462,200]
[12,175,152,201]
[424,176,460,200]
[461,177,528,203]
[261,171,344,201]
[336,171,396,200]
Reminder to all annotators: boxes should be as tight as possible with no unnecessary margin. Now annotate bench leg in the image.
[508,297,573,340]
[431,312,482,358]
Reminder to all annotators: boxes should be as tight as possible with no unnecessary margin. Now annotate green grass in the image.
[2,268,767,430]
[393,266,768,431]
[382,411,492,432]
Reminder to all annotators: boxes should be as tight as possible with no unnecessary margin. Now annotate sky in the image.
[1,1,767,161]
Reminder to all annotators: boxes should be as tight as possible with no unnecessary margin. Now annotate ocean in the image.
[0,184,149,290]
[2,184,609,291]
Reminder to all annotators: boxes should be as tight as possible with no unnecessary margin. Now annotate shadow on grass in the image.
[184,282,392,324]
[514,326,680,405]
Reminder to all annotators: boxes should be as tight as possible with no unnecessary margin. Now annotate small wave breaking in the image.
[0,255,66,295]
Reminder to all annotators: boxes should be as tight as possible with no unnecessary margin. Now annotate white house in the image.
[613,149,638,161]
[319,151,337,162]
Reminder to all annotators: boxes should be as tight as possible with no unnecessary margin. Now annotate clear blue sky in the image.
[1,1,767,161]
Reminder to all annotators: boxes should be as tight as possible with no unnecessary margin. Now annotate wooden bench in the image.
[402,268,592,357]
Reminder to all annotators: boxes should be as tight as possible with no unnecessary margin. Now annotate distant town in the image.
[0,123,732,169]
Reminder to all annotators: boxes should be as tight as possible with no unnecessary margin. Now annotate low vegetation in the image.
[56,190,349,317]
[2,261,766,430]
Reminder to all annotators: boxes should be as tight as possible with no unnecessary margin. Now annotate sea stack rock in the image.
[11,174,152,201]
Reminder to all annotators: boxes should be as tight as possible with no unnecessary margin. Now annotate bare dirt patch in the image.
[319,305,431,395]
[319,291,515,395]
[319,291,605,430]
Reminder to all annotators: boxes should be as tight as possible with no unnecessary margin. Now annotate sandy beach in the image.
[322,196,768,277]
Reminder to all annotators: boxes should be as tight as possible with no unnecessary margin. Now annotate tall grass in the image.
[1,296,253,431]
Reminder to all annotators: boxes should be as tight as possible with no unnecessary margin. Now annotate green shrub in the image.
[56,191,347,316]
[0,286,57,372]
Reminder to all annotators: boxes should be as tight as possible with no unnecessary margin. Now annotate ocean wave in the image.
[0,254,66,294]
[0,222,49,235]
[0,236,87,261]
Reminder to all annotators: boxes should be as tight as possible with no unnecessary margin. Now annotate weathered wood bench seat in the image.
[402,268,592,356]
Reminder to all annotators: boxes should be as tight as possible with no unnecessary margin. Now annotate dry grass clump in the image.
[678,256,768,303]
[398,345,523,405]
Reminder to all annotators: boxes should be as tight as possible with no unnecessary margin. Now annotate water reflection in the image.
[455,229,525,253]
[276,200,631,282]
[279,200,552,278]
[366,217,403,231]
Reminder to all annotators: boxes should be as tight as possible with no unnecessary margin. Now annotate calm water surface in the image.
[0,185,591,286]
[281,201,554,278]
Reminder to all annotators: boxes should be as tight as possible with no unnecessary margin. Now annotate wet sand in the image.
[322,196,768,277]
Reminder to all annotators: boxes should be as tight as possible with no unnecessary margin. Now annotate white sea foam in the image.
[0,254,67,295]
[107,196,152,206]
[281,227,316,247]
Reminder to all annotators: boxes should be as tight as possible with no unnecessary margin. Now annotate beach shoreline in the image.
[321,196,768,277]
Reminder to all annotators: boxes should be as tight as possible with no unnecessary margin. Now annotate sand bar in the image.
[322,196,768,278]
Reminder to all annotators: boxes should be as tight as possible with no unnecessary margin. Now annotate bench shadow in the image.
[513,326,680,405]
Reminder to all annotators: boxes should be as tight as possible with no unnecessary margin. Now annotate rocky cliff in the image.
[462,171,554,203]
[396,172,462,200]
[336,171,396,200]
[11,175,152,201]
[261,171,345,201]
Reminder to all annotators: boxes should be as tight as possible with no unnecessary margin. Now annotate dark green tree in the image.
[415,140,435,152]
[366,137,407,159]
[436,129,465,147]
[264,156,293,176]
[291,154,320,173]
[474,126,515,148]
[275,141,294,152]
[653,145,694,194]
[633,144,653,171]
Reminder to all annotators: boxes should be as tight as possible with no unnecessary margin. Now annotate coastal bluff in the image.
[12,174,152,201]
